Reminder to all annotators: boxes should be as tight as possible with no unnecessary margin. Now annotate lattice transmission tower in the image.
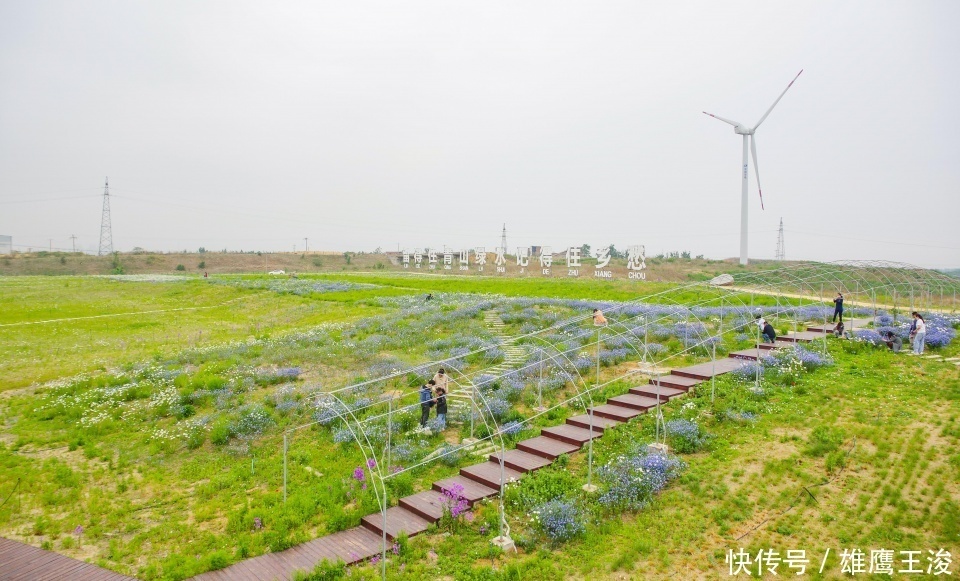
[500,223,507,254]
[98,177,113,256]
[775,217,785,261]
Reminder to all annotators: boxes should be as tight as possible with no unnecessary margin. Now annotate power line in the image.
[0,194,102,204]
[105,188,780,244]
[788,229,960,251]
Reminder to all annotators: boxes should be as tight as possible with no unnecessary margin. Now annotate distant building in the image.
[0,235,11,255]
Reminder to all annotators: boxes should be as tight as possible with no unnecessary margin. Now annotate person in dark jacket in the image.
[434,386,448,426]
[419,381,435,428]
[833,321,845,338]
[832,293,844,322]
[761,322,777,344]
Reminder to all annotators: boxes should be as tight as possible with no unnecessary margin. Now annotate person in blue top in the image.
[832,293,844,322]
[419,380,436,428]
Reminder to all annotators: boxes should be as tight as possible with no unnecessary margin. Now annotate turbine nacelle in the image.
[734,126,754,136]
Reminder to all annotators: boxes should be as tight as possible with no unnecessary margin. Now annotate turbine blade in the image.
[750,135,764,210]
[753,69,803,130]
[702,111,742,128]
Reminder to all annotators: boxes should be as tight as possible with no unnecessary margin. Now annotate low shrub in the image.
[504,465,578,511]
[210,417,233,445]
[531,499,585,543]
[596,450,684,511]
[665,419,709,453]
[807,425,844,457]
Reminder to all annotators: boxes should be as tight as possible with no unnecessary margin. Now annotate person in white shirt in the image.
[755,315,767,333]
[912,313,927,354]
[432,368,449,395]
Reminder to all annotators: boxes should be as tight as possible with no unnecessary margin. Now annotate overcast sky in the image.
[1,1,958,267]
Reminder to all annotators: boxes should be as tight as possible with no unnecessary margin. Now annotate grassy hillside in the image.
[1,249,790,282]
[0,274,956,580]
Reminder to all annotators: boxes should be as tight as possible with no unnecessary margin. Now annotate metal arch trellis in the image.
[519,333,597,489]
[283,392,387,502]
[730,260,959,313]
[285,372,513,579]
[274,260,957,577]
[287,288,742,537]
[282,391,391,574]
[310,280,743,424]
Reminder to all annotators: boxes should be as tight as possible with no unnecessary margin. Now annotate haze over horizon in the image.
[1,1,958,268]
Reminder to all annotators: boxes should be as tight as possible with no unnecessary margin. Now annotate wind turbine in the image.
[704,70,802,265]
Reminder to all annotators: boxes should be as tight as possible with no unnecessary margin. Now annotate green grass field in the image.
[0,276,392,392]
[0,272,957,580]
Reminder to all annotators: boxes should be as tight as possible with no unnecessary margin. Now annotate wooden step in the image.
[310,527,385,566]
[780,331,824,343]
[588,403,646,422]
[672,357,744,380]
[729,348,766,361]
[607,393,662,411]
[360,506,432,541]
[489,449,553,473]
[540,424,599,447]
[398,490,446,522]
[758,341,794,350]
[805,324,838,333]
[648,374,702,391]
[566,413,622,432]
[516,436,580,460]
[460,461,524,489]
[431,476,498,504]
[630,384,685,400]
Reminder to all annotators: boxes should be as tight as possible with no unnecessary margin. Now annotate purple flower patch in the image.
[439,483,469,519]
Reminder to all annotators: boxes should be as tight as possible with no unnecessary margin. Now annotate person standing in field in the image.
[433,368,449,396]
[908,312,917,347]
[419,381,435,428]
[434,386,448,426]
[911,312,926,354]
[832,293,844,322]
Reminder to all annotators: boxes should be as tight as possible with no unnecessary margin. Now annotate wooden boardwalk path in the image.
[0,536,135,581]
[192,334,815,580]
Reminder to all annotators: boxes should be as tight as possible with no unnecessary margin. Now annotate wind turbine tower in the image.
[98,177,113,256]
[704,70,802,265]
[775,218,785,261]
[501,224,507,255]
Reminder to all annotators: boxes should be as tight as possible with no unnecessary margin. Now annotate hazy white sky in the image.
[1,1,958,267]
